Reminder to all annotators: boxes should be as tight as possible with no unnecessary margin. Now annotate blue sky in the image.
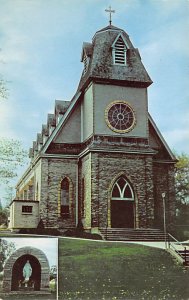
[2,237,58,267]
[0,0,189,200]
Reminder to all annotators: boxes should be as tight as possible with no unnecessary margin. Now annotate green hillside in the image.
[59,238,189,300]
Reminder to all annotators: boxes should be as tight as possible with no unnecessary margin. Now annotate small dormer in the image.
[29,147,34,160]
[47,114,56,135]
[81,42,92,76]
[112,33,129,65]
[37,133,43,151]
[42,124,49,144]
[55,100,70,125]
[33,141,38,157]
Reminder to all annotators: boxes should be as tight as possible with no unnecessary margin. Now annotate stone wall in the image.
[80,153,92,228]
[153,162,176,230]
[90,151,155,228]
[40,157,78,228]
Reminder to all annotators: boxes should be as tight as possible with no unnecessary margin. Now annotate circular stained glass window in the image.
[105,101,136,133]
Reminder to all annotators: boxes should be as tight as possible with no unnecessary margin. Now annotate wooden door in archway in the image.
[111,177,135,228]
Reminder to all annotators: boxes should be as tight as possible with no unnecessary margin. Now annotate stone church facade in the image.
[9,23,176,232]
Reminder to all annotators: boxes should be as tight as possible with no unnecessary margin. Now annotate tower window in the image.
[112,35,127,65]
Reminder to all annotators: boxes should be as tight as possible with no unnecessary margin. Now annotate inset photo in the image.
[0,237,58,300]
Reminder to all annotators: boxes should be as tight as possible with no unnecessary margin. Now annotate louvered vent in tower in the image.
[113,35,127,65]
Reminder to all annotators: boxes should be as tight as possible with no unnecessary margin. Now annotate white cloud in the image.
[0,100,17,139]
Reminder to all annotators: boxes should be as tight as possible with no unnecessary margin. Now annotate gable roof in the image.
[42,91,82,153]
[148,114,176,161]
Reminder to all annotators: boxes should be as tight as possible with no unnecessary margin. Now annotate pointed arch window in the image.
[112,177,134,200]
[60,178,70,218]
[112,34,127,65]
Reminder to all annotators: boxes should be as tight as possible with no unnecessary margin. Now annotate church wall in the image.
[93,83,148,138]
[54,102,81,143]
[80,153,92,228]
[34,160,42,201]
[90,152,154,228]
[40,157,77,228]
[82,84,94,141]
[153,163,176,230]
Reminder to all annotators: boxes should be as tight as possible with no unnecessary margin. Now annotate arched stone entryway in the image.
[3,246,50,292]
[108,175,136,228]
[11,254,41,291]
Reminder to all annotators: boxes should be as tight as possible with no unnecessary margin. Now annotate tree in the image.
[175,153,189,206]
[174,153,189,228]
[0,239,16,272]
[0,138,28,184]
[0,77,8,100]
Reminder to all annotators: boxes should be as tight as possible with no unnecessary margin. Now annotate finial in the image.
[105,6,115,26]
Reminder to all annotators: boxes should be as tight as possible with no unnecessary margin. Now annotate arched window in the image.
[60,178,70,218]
[112,177,134,201]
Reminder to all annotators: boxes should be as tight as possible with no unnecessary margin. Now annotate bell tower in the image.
[79,19,152,143]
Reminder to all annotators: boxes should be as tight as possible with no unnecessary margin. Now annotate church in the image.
[9,16,176,234]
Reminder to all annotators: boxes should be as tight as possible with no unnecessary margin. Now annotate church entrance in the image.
[11,254,41,291]
[111,177,135,228]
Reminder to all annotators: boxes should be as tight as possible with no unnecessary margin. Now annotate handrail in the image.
[168,233,188,265]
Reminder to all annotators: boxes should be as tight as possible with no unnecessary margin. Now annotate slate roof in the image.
[78,24,152,91]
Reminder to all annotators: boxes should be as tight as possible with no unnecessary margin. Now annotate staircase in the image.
[177,249,189,266]
[99,228,168,242]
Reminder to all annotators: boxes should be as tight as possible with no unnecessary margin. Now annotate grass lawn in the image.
[59,238,189,300]
[0,292,56,300]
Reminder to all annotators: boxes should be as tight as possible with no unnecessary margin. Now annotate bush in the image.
[173,225,189,241]
[64,228,102,240]
[18,228,61,236]
[0,272,3,281]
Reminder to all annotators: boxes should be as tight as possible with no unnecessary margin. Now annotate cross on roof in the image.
[105,6,115,26]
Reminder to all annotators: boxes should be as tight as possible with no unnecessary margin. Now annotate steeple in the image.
[78,24,153,91]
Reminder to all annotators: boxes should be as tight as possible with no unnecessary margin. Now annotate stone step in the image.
[99,228,168,241]
[178,250,189,261]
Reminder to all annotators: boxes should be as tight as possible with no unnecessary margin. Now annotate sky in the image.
[0,0,189,200]
[1,236,58,267]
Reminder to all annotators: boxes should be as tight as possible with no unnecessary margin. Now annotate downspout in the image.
[76,158,79,227]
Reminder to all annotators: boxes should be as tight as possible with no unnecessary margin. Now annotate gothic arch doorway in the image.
[11,254,41,291]
[111,176,135,228]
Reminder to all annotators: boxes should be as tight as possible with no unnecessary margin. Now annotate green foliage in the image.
[0,77,8,100]
[175,153,189,206]
[0,239,16,272]
[174,153,189,238]
[50,265,57,280]
[64,228,102,240]
[0,138,28,184]
[18,227,61,236]
[0,209,8,226]
[59,239,189,300]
